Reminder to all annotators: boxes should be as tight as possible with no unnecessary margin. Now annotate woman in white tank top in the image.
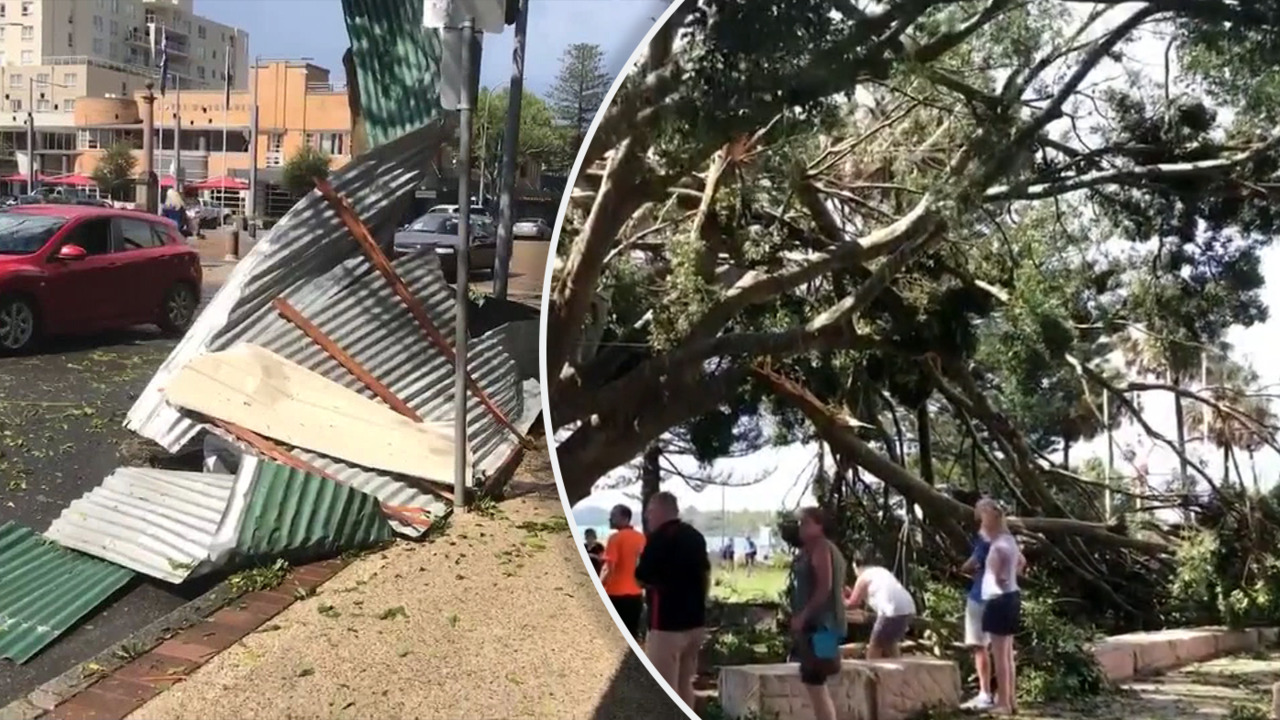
[976,499,1024,715]
[845,562,916,659]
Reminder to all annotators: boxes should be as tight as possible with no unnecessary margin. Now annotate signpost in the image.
[422,0,515,509]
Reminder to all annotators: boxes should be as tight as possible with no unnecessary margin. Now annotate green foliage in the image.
[91,142,137,200]
[703,623,789,668]
[1169,487,1280,627]
[281,144,332,195]
[547,42,611,143]
[474,87,569,184]
[1015,594,1111,703]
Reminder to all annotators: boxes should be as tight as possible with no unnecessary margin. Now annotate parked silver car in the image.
[512,217,552,240]
[185,198,231,229]
[393,213,496,278]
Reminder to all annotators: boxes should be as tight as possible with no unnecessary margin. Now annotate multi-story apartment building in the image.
[0,0,247,115]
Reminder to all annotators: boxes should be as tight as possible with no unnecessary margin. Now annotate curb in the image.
[0,558,350,720]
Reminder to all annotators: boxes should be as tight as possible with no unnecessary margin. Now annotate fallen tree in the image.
[548,0,1280,625]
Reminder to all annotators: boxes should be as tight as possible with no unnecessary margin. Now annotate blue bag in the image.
[810,629,842,660]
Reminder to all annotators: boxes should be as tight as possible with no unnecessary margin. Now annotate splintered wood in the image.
[312,177,534,450]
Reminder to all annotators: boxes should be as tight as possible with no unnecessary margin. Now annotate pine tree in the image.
[547,43,611,149]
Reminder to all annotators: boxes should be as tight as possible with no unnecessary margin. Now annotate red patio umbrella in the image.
[159,175,180,188]
[189,175,248,191]
[1,172,51,183]
[47,173,94,187]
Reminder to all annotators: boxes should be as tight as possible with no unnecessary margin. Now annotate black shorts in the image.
[610,594,644,637]
[982,591,1021,637]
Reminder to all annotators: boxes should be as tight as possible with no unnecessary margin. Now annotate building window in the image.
[20,50,33,65]
[0,5,6,18]
[10,99,20,112]
[36,73,47,85]
[197,66,205,79]
[109,42,118,58]
[10,74,22,89]
[197,24,205,39]
[93,37,104,53]
[112,0,119,11]
[20,25,32,40]
[196,46,205,60]
[110,19,118,36]
[93,15,103,31]
[211,49,217,59]
[21,2,32,17]
[63,72,78,85]
[67,32,72,48]
[78,129,98,149]
[35,98,49,111]
[64,98,75,111]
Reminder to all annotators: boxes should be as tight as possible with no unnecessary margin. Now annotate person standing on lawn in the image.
[601,505,645,637]
[636,491,710,710]
[583,528,605,574]
[787,507,847,720]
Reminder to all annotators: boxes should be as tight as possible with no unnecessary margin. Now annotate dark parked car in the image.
[0,205,203,353]
[393,212,497,278]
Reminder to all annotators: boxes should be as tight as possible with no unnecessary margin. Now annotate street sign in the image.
[439,28,482,112]
[422,0,507,33]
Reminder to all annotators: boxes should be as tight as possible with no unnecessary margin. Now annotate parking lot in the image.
[0,235,550,705]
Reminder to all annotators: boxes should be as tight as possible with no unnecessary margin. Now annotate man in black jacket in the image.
[635,491,709,710]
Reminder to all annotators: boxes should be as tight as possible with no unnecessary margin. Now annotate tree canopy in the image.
[547,42,612,148]
[547,0,1280,632]
[91,142,137,200]
[281,144,332,195]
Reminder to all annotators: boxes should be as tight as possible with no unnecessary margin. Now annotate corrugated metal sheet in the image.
[125,122,445,452]
[0,522,134,663]
[340,0,443,147]
[234,457,394,563]
[43,468,250,584]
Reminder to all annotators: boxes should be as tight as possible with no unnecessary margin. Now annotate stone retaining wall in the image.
[719,626,1278,719]
[719,658,960,720]
[1093,626,1278,681]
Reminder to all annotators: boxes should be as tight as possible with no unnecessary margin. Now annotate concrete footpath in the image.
[9,449,684,720]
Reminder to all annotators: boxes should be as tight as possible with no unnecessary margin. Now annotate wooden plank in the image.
[164,343,467,486]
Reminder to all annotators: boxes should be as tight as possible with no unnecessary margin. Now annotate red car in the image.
[0,205,203,353]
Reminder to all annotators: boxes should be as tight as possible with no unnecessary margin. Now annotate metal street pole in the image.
[454,18,476,509]
[492,0,528,299]
[25,77,34,191]
[141,82,157,212]
[246,55,260,236]
[174,74,183,189]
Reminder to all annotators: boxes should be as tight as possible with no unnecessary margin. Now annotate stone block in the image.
[718,658,959,720]
[1105,632,1180,676]
[1165,629,1221,664]
[1217,628,1260,654]
[1092,642,1136,682]
[1258,627,1279,648]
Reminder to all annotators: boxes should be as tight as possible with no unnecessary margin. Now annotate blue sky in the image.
[195,0,668,94]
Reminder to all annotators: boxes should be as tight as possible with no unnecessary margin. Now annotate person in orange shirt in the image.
[601,504,646,637]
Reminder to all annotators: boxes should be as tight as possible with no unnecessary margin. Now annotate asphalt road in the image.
[0,285,224,707]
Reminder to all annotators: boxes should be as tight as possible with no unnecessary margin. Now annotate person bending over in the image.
[845,556,916,659]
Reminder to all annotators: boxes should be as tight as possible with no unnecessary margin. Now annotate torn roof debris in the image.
[9,119,541,665]
[0,522,135,664]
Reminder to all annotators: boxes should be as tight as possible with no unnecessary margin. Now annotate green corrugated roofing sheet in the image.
[234,461,395,565]
[341,0,444,149]
[0,522,134,664]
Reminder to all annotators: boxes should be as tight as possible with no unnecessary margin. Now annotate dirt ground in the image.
[125,448,686,720]
[1020,652,1280,720]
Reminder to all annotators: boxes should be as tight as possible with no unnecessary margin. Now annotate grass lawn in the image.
[710,563,789,602]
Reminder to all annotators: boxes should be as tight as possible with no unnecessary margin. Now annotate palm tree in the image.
[1186,355,1276,490]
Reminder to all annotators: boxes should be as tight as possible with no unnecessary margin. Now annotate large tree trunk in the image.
[639,442,661,532]
[916,402,935,486]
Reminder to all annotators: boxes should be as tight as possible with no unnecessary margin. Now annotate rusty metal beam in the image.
[312,177,533,451]
[272,296,422,422]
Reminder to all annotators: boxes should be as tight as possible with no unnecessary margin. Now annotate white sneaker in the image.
[961,694,994,710]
